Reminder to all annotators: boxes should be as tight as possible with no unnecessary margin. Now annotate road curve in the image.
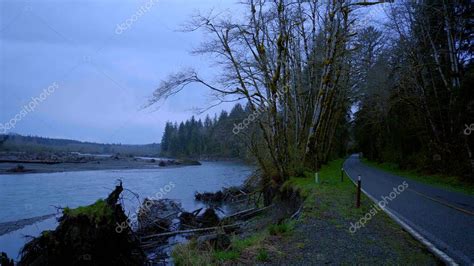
[343,155,474,265]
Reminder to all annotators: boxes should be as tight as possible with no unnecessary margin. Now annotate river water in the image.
[0,161,252,261]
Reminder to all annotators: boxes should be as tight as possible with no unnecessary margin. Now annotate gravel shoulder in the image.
[268,159,440,265]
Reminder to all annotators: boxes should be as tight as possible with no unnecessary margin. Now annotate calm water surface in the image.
[0,161,252,260]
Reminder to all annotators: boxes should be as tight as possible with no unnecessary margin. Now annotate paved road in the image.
[344,155,474,265]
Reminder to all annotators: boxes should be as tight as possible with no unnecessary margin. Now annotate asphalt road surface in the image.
[344,154,474,265]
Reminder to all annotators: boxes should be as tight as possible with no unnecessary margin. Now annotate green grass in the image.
[213,250,239,262]
[256,249,269,261]
[231,234,263,251]
[63,199,114,223]
[362,159,474,195]
[172,231,269,265]
[284,159,366,219]
[172,239,213,265]
[268,220,295,236]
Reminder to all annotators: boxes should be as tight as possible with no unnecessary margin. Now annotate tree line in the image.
[0,134,160,156]
[160,104,256,159]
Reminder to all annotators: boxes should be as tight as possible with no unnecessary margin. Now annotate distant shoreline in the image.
[0,157,203,175]
[0,162,180,175]
[0,158,251,175]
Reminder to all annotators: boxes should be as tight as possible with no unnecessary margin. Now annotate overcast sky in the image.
[0,0,386,144]
[0,0,245,144]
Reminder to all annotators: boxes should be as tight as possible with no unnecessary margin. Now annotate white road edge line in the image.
[343,167,458,266]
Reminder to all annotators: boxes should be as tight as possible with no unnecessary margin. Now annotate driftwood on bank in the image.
[142,205,272,243]
[138,179,266,253]
[140,222,243,242]
[141,205,272,249]
[137,199,182,235]
[195,186,250,203]
[179,207,223,228]
[222,205,273,222]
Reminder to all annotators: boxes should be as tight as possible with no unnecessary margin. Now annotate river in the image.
[0,161,252,261]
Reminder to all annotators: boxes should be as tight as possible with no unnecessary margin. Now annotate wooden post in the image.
[356,175,361,208]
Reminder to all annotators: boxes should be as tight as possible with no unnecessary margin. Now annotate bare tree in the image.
[148,0,383,184]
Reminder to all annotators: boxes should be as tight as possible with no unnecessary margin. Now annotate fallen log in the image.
[222,207,257,221]
[137,199,182,235]
[140,223,243,241]
[237,205,274,220]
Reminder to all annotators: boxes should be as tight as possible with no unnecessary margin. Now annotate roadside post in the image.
[341,168,344,182]
[356,175,361,208]
[315,172,319,184]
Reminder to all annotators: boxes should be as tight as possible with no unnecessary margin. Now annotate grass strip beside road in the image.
[275,159,439,264]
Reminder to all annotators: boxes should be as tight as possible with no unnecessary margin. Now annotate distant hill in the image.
[0,134,160,156]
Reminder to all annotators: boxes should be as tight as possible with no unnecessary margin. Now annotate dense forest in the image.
[160,104,256,159]
[150,0,473,185]
[353,2,473,178]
